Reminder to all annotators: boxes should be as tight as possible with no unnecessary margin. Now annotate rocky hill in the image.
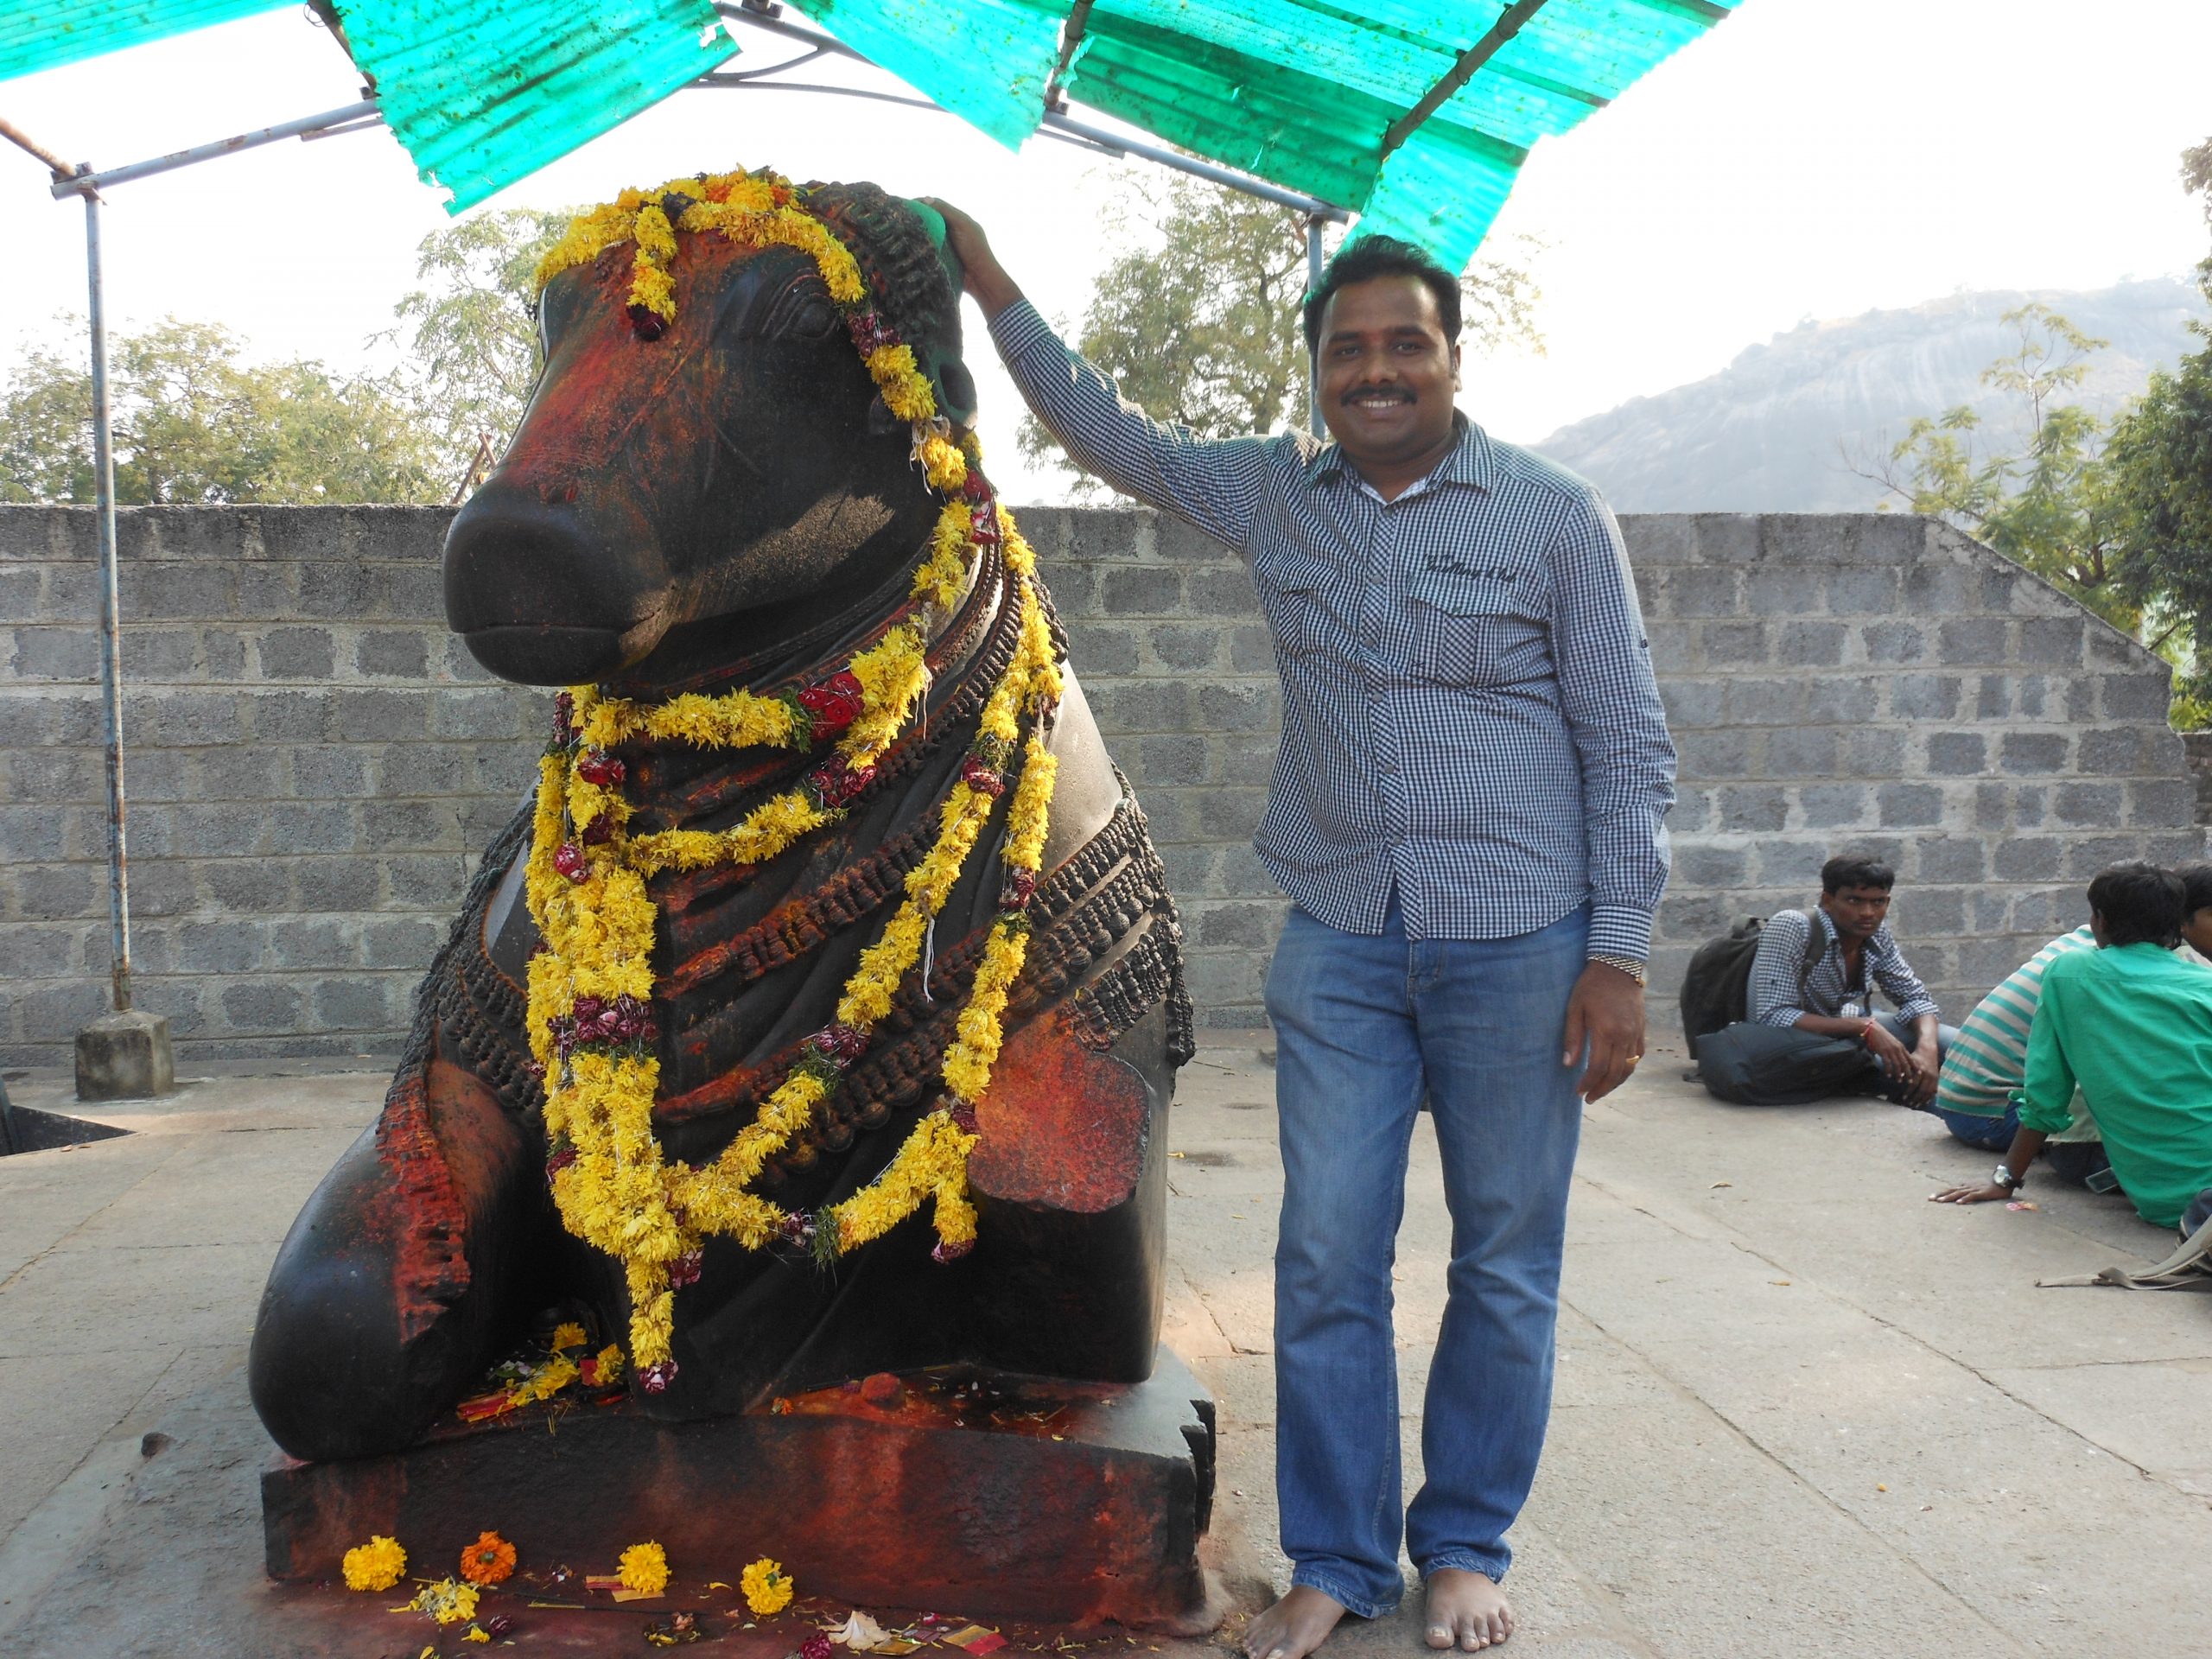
[1537,276,2208,512]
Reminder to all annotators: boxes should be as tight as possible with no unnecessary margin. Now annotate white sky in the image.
[1,0,2208,504]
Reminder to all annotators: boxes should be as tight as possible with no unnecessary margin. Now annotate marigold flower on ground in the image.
[550,1321,588,1352]
[620,1540,671,1596]
[409,1577,481,1625]
[458,1529,517,1586]
[741,1555,794,1614]
[340,1534,406,1592]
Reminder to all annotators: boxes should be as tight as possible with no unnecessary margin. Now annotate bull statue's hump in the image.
[250,171,1195,1466]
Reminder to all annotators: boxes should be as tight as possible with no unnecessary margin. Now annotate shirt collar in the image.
[1304,411,1495,496]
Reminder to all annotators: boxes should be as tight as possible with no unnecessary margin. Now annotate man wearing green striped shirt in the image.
[1934,863,2212,1230]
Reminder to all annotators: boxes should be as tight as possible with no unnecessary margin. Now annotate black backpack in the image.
[1678,912,1825,1056]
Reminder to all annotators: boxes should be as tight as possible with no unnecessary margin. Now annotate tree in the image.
[385,208,570,483]
[0,316,444,505]
[1020,175,1541,490]
[1870,303,2137,631]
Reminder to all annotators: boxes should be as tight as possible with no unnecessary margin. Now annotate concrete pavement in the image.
[3,1038,2209,1656]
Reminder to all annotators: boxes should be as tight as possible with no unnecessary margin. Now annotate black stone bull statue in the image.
[249,180,1193,1462]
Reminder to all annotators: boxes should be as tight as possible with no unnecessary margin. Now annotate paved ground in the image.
[3,1037,2209,1656]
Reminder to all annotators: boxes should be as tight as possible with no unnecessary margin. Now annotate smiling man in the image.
[931,209,1675,1657]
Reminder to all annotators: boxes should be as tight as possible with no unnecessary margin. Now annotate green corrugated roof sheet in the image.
[830,0,1742,271]
[0,0,287,84]
[0,0,1745,270]
[329,0,739,212]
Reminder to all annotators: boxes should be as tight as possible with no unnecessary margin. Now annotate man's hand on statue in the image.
[921,199,1024,319]
[1929,1181,2013,1205]
[1563,960,1645,1103]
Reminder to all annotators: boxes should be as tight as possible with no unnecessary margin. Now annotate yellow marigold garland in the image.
[524,172,1065,1388]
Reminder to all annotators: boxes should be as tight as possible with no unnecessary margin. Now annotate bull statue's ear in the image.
[902,198,981,430]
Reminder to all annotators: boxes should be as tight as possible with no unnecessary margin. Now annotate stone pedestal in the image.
[74,1008,175,1101]
[262,1348,1221,1633]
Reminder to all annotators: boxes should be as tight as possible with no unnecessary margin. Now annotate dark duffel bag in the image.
[1694,1021,1872,1106]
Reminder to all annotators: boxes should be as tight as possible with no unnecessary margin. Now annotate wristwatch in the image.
[1992,1163,2024,1192]
[1589,953,1647,985]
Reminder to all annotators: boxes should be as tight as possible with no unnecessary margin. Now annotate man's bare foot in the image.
[1423,1568,1513,1650]
[1243,1585,1350,1659]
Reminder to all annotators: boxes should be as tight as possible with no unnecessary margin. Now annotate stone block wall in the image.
[3,505,2203,1064]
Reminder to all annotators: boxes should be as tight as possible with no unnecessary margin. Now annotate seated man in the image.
[1929,925,2099,1154]
[1925,861,2212,1163]
[1698,853,1945,1105]
[1935,862,2212,1230]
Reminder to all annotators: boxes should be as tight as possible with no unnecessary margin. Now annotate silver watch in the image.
[1993,1163,2024,1192]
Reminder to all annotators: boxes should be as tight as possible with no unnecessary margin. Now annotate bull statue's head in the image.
[444,178,978,689]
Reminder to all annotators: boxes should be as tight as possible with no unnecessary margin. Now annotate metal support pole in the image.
[1306,214,1326,437]
[82,178,134,1014]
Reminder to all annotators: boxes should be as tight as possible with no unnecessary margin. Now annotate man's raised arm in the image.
[930,200,1275,554]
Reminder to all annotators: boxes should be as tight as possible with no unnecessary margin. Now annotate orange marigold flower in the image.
[459,1529,517,1586]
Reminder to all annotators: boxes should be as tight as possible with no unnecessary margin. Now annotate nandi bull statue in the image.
[249,174,1205,1619]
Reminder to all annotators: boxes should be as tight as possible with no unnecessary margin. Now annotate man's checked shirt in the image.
[990,301,1676,959]
[1748,906,1941,1028]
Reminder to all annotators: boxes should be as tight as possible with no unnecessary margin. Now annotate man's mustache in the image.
[1338,384,1414,404]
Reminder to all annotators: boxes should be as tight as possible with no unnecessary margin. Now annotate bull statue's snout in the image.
[443,475,672,686]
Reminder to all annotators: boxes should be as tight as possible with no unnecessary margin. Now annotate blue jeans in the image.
[1264,897,1588,1615]
[1927,1100,2018,1152]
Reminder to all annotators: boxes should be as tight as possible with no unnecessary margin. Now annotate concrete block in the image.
[1797,785,1870,830]
[1900,562,1979,613]
[1916,838,1987,883]
[1745,568,1822,616]
[357,629,431,678]
[126,561,234,620]
[1667,567,1739,618]
[1936,618,2007,664]
[268,801,358,855]
[128,690,245,747]
[1658,677,1727,730]
[1838,728,1905,778]
[73,1007,175,1101]
[1776,622,1847,666]
[194,743,284,801]
[293,746,373,798]
[2016,617,2086,666]
[205,859,294,912]
[2052,782,2125,828]
[1154,516,1238,563]
[1101,566,1184,617]
[2014,785,2048,828]
[1194,682,1279,734]
[2000,732,2070,775]
[1675,844,1750,887]
[329,688,430,741]
[12,628,99,679]
[1719,785,1788,832]
[2127,779,2199,827]
[1133,735,1207,785]
[1676,729,1751,779]
[1876,783,1943,827]
[313,976,395,1030]
[219,979,305,1034]
[296,561,378,619]
[2099,672,2172,721]
[2085,626,2145,669]
[363,917,445,969]
[375,563,443,620]
[1147,623,1224,672]
[1862,621,1926,664]
[385,855,469,908]
[1824,568,1899,614]
[1973,676,2012,720]
[428,688,528,741]
[1903,885,1966,934]
[258,627,337,680]
[2071,729,2140,777]
[296,856,380,912]
[1993,837,2063,881]
[242,690,329,742]
[1924,732,1986,776]
[13,863,97,921]
[1196,788,1268,839]
[1182,567,1263,617]
[1088,678,1191,734]
[1212,734,1279,785]
[1804,676,1885,722]
[1686,513,1764,564]
[0,804,73,861]
[1752,838,1831,887]
[1700,621,1765,664]
[1723,677,1809,727]
[363,799,454,851]
[1890,675,1961,720]
[269,918,360,969]
[2064,836,2145,880]
[176,919,267,975]
[1668,787,1714,834]
[1971,783,2010,830]
[1062,621,1141,677]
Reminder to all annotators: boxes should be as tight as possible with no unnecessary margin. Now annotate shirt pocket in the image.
[1408,569,1549,687]
[1256,553,1338,662]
